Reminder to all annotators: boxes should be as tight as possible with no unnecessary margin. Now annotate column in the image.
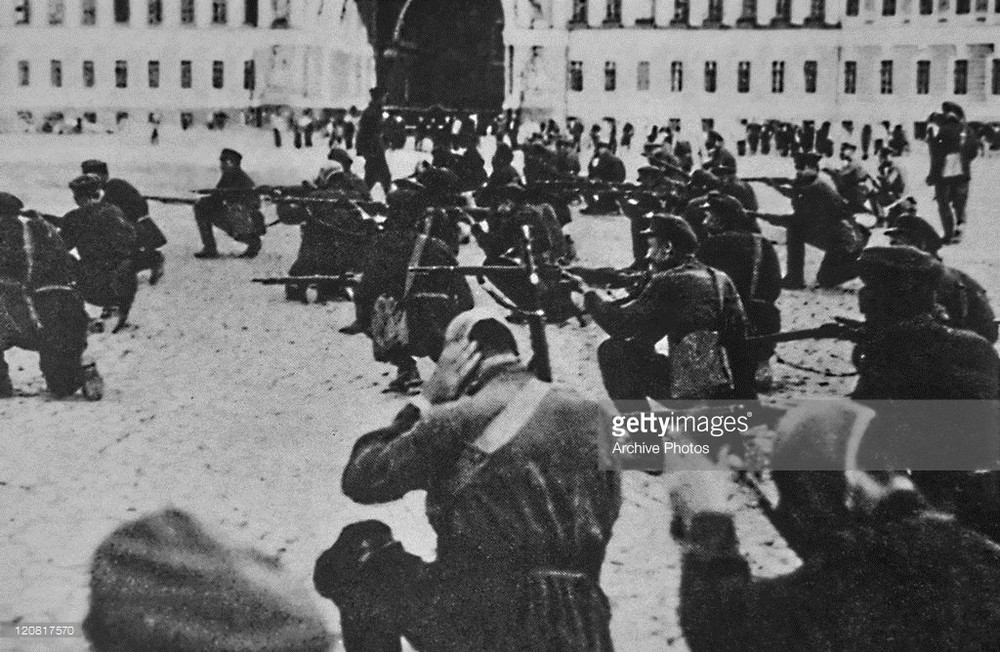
[587,0,604,26]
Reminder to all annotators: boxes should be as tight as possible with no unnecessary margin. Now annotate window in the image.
[992,59,1000,95]
[673,0,689,22]
[568,60,583,91]
[844,60,857,94]
[212,0,227,24]
[740,0,757,21]
[271,0,290,26]
[774,0,791,21]
[671,61,683,91]
[809,0,825,20]
[115,60,128,88]
[704,60,717,92]
[114,0,129,22]
[605,0,622,23]
[148,61,159,88]
[82,0,96,24]
[846,0,860,14]
[571,0,587,22]
[916,60,930,94]
[637,61,650,90]
[771,60,785,93]
[707,0,723,21]
[15,1,31,24]
[604,61,617,91]
[83,60,95,87]
[181,0,195,24]
[213,61,224,88]
[50,60,61,87]
[181,60,192,88]
[880,60,893,94]
[244,0,258,25]
[804,60,817,93]
[244,59,256,90]
[954,59,968,94]
[18,61,29,86]
[976,0,988,10]
[882,0,896,14]
[737,61,751,93]
[48,0,64,24]
[956,0,970,12]
[920,0,933,12]
[148,0,161,24]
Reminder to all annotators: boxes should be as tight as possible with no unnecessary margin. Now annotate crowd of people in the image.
[5,88,1000,650]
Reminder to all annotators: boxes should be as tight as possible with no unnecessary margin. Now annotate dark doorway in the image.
[363,0,505,111]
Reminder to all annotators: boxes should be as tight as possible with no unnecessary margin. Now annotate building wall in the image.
[0,0,375,126]
[503,0,1000,129]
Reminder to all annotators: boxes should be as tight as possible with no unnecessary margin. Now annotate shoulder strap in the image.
[403,234,428,298]
[748,235,763,301]
[473,379,551,454]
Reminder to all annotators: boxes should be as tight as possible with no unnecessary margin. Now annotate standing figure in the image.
[0,193,102,399]
[62,175,138,333]
[193,149,265,259]
[357,88,392,196]
[81,160,165,284]
[927,101,978,244]
[315,311,622,652]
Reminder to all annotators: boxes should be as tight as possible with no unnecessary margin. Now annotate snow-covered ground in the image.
[1,127,997,650]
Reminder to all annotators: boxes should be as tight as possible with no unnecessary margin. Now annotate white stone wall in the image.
[503,0,1000,127]
[0,0,375,124]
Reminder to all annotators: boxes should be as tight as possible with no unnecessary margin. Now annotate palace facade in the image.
[0,0,374,129]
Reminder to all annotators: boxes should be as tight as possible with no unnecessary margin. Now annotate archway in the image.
[360,0,505,111]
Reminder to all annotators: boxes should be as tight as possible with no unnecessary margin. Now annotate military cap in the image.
[81,159,109,176]
[840,142,857,151]
[219,148,242,163]
[494,182,527,203]
[857,245,943,287]
[706,130,724,144]
[704,192,749,229]
[690,168,721,190]
[885,215,943,255]
[315,162,345,186]
[69,173,104,195]
[711,161,737,176]
[638,165,665,178]
[941,101,965,120]
[418,166,461,195]
[794,152,823,169]
[641,213,699,252]
[369,86,386,99]
[326,147,353,169]
[0,192,25,215]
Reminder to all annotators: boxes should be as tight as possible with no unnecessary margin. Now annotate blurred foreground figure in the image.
[84,509,333,652]
[0,193,102,399]
[316,311,622,651]
[193,149,265,259]
[674,401,1000,651]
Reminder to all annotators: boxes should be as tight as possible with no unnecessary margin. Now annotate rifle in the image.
[251,273,359,286]
[747,317,864,347]
[409,224,553,382]
[144,195,199,206]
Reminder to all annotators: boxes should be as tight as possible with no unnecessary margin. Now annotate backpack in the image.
[370,235,428,362]
[667,268,735,399]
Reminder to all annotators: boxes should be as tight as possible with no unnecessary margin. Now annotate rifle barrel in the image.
[251,275,358,285]
[408,265,533,275]
[144,195,199,205]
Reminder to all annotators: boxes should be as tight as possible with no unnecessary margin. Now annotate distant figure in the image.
[927,101,978,244]
[356,88,392,195]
